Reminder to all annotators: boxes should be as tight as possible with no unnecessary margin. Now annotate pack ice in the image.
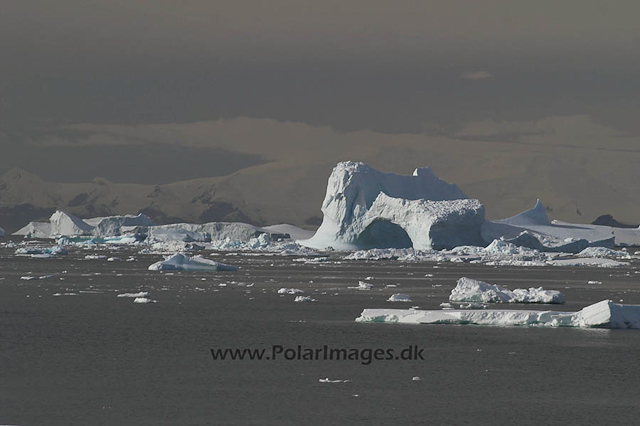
[301,161,485,250]
[356,300,640,329]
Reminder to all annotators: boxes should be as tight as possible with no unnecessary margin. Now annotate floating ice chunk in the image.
[412,376,421,381]
[278,288,305,295]
[450,277,565,304]
[356,300,640,329]
[15,245,68,256]
[548,258,629,268]
[387,293,412,302]
[117,292,150,298]
[107,257,122,262]
[348,281,373,290]
[0,227,4,237]
[85,255,108,260]
[319,378,350,383]
[148,253,238,272]
[133,297,157,304]
[20,275,53,281]
[587,280,602,285]
[294,296,316,302]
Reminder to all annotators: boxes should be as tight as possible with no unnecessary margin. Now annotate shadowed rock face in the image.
[592,214,639,229]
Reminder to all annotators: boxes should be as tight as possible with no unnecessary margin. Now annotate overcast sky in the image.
[1,0,639,182]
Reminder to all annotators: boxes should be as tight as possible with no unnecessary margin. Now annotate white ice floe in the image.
[294,295,316,302]
[301,161,484,250]
[20,275,53,281]
[348,281,373,290]
[278,288,305,295]
[133,297,157,304]
[449,277,565,304]
[319,378,350,383]
[356,299,640,329]
[84,255,108,260]
[15,246,68,256]
[117,292,150,298]
[148,253,238,272]
[387,293,412,302]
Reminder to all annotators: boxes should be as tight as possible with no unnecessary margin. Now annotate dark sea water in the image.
[2,243,640,425]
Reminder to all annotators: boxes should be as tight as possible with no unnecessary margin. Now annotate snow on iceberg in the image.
[13,221,53,238]
[301,161,484,250]
[148,253,238,271]
[356,300,640,329]
[449,277,565,304]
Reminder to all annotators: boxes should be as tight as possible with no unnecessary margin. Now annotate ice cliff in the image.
[301,162,484,250]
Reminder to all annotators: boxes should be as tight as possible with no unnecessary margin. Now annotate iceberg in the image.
[13,221,53,238]
[49,211,93,237]
[91,214,153,237]
[148,253,238,271]
[302,161,484,250]
[0,227,4,237]
[449,277,565,304]
[484,200,620,252]
[356,299,640,329]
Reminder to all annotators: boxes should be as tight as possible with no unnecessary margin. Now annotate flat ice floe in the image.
[356,300,640,329]
[148,253,238,271]
[387,293,412,302]
[450,277,565,304]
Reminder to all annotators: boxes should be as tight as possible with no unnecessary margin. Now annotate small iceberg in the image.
[294,296,317,302]
[450,277,565,304]
[148,253,238,272]
[133,297,157,304]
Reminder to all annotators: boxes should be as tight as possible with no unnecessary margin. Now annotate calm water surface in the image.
[1,243,640,425]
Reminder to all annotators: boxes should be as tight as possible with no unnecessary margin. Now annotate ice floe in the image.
[450,277,565,304]
[348,281,373,290]
[277,288,305,295]
[117,292,150,298]
[356,299,640,329]
[148,253,238,272]
[387,293,412,302]
[294,295,316,302]
[15,246,68,256]
[133,297,157,304]
[20,275,53,281]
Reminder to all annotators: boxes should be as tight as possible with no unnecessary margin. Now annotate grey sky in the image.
[1,1,640,181]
